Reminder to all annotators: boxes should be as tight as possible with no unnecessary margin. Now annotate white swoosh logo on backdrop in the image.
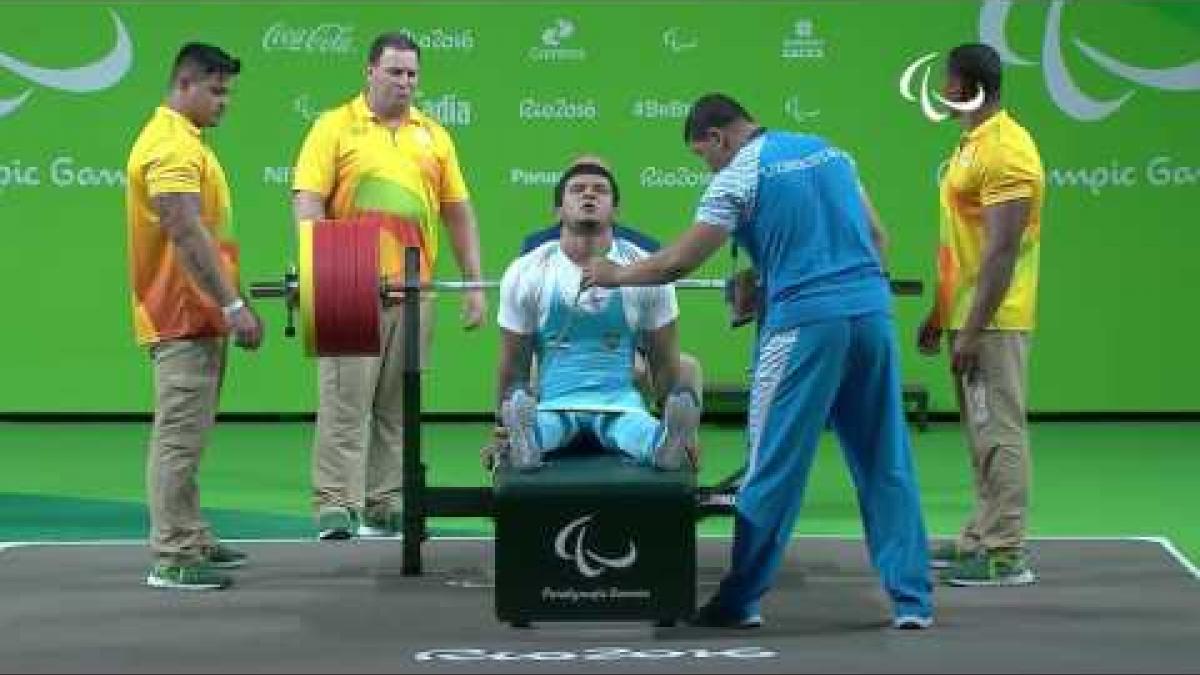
[0,9,132,117]
[1038,0,1133,121]
[899,51,985,122]
[980,0,1199,121]
[978,0,1033,66]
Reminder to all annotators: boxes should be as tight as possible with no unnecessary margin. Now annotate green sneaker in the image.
[317,506,356,540]
[357,507,401,538]
[204,543,247,569]
[929,541,975,570]
[146,561,232,590]
[942,549,1037,587]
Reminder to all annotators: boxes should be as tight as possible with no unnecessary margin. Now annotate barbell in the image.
[250,217,922,357]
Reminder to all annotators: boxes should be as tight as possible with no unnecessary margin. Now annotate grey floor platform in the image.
[1,537,1197,673]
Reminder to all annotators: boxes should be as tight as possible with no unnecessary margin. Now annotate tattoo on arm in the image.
[153,192,237,307]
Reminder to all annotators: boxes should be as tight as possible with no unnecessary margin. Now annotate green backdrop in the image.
[0,1,1196,413]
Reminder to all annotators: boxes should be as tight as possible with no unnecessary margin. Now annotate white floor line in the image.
[1134,536,1200,581]
[0,535,488,549]
[3,532,1198,578]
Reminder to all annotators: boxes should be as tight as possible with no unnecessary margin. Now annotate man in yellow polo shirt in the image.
[917,43,1044,586]
[292,32,486,540]
[126,43,263,590]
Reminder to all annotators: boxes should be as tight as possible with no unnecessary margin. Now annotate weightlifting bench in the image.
[493,452,696,627]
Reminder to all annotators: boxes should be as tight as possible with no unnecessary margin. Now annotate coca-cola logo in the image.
[262,22,355,55]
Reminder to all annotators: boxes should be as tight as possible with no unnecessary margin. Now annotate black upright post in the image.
[401,246,425,575]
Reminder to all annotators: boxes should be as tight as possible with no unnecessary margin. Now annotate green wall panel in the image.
[0,1,1195,412]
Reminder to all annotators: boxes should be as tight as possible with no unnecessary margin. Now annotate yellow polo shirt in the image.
[126,105,239,345]
[937,110,1044,330]
[292,94,469,280]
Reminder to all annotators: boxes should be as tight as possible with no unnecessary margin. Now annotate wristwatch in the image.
[221,297,246,321]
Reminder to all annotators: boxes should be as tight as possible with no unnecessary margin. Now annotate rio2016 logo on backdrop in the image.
[0,9,132,118]
[900,0,1200,122]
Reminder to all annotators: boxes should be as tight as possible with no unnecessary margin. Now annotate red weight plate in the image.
[311,219,382,356]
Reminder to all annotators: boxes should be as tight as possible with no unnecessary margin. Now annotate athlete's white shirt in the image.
[497,239,678,336]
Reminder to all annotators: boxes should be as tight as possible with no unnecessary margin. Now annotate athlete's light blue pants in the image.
[534,409,662,465]
[714,312,932,620]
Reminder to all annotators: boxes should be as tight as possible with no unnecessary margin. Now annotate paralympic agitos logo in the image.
[0,9,132,118]
[554,513,637,578]
[900,0,1200,122]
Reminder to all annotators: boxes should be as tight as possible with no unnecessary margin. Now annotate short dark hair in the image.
[947,43,1003,99]
[683,93,754,143]
[170,43,240,83]
[368,32,421,64]
[554,162,620,208]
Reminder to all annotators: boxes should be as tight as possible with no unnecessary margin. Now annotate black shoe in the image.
[687,599,763,629]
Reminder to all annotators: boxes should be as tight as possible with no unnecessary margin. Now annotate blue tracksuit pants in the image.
[715,312,932,620]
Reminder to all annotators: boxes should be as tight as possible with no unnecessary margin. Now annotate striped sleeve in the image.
[693,140,761,231]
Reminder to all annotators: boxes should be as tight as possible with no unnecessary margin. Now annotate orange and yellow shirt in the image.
[292,94,469,281]
[937,109,1045,330]
[126,106,239,345]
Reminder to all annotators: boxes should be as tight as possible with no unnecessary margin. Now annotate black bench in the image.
[493,453,696,627]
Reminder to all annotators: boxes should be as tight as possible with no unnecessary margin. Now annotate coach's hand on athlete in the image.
[580,257,620,290]
[462,287,486,330]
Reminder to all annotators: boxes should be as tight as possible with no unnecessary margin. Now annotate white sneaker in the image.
[891,615,934,630]
[500,388,541,471]
[654,390,700,470]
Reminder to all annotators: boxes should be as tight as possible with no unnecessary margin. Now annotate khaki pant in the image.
[312,300,434,520]
[147,338,226,564]
[951,330,1032,553]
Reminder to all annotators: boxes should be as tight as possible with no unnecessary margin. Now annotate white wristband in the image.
[221,297,245,320]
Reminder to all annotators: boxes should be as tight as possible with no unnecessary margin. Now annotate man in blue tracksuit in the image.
[582,93,933,630]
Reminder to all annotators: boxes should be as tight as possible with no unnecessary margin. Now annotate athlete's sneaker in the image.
[654,389,701,471]
[145,561,232,590]
[942,549,1037,586]
[203,543,248,569]
[316,506,356,540]
[500,388,542,471]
